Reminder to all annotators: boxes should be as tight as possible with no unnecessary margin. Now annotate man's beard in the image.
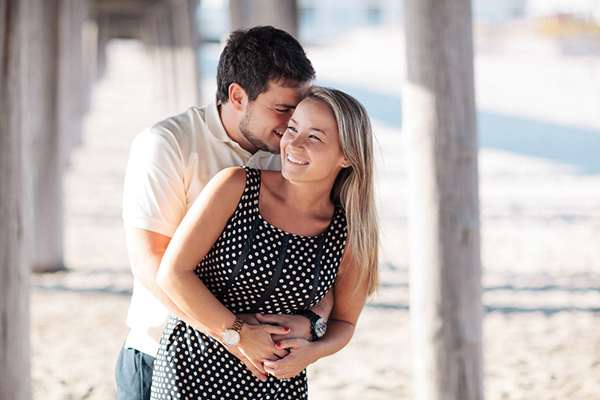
[238,107,280,154]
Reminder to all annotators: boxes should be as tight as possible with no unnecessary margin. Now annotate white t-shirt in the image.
[122,100,281,357]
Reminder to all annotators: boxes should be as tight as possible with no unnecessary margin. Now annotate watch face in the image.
[222,329,240,347]
[314,318,327,338]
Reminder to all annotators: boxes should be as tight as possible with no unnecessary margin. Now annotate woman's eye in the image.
[309,134,322,141]
[287,126,297,133]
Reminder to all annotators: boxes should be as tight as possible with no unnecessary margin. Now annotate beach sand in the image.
[31,23,600,399]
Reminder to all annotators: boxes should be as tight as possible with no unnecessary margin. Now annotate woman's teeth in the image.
[287,154,308,165]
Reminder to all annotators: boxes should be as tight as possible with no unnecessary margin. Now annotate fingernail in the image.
[276,342,281,348]
[284,328,290,333]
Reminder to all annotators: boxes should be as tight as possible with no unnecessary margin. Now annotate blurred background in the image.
[14,0,600,399]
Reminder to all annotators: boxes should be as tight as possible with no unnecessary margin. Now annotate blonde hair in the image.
[305,86,379,298]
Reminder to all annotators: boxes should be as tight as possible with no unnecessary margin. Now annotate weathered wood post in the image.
[1,0,31,398]
[229,0,250,31]
[95,13,109,80]
[25,0,90,273]
[166,0,201,109]
[25,0,65,273]
[229,0,298,38]
[140,0,200,115]
[403,0,484,399]
[58,0,90,148]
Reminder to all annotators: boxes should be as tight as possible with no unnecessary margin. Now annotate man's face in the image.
[238,80,308,154]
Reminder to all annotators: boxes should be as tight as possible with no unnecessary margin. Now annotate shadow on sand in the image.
[366,303,600,314]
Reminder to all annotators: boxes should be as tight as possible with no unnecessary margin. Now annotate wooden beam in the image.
[403,0,483,398]
[0,0,31,398]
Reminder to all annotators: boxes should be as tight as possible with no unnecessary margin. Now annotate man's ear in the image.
[228,83,247,112]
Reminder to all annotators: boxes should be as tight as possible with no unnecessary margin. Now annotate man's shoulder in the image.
[132,105,216,153]
[148,106,209,138]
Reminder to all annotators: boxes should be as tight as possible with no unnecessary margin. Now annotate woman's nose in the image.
[289,134,306,149]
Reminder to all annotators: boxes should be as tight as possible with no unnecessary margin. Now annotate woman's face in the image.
[280,97,348,184]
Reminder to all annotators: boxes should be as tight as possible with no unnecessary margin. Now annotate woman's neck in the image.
[259,171,336,237]
[273,173,334,214]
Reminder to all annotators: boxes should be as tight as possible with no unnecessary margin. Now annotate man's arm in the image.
[126,227,175,314]
[126,227,269,381]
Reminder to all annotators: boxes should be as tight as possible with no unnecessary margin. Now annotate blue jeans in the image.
[115,346,155,400]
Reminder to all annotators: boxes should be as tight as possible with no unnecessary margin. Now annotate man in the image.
[115,26,332,400]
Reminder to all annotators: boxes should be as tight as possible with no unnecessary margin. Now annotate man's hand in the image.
[256,290,335,342]
[255,313,312,343]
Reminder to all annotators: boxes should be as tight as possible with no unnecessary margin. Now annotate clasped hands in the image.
[224,313,314,382]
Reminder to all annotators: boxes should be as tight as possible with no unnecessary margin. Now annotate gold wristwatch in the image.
[222,317,244,347]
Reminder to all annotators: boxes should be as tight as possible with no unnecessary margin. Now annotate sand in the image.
[30,23,600,399]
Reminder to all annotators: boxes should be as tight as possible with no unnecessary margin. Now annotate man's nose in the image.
[278,117,291,131]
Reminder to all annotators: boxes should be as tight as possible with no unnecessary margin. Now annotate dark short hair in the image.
[217,26,316,103]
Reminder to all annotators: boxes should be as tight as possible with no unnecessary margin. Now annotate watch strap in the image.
[294,309,321,324]
[230,316,244,334]
[294,310,324,340]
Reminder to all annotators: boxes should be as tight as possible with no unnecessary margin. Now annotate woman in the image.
[150,86,379,399]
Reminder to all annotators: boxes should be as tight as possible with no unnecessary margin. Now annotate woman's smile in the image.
[286,153,309,165]
[280,97,348,184]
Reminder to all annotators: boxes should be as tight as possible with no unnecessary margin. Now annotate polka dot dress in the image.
[151,167,348,399]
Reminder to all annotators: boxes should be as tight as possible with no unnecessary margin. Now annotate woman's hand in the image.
[237,323,290,374]
[223,345,269,382]
[261,338,315,380]
[223,314,288,382]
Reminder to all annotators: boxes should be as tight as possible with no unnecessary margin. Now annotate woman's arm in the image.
[262,246,369,378]
[157,167,289,373]
[126,227,269,381]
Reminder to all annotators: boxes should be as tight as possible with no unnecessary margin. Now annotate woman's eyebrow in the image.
[289,117,327,135]
[310,127,327,135]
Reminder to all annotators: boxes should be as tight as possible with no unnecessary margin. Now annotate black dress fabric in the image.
[151,167,348,399]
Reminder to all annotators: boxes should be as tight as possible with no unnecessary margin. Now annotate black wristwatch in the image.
[294,310,327,341]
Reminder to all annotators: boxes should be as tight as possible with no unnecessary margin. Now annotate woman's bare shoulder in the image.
[190,167,248,216]
[209,167,247,192]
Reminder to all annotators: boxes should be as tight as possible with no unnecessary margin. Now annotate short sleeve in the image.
[122,126,188,237]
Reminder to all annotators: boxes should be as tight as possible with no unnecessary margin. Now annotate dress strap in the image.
[213,167,261,301]
[305,234,327,307]
[254,233,290,306]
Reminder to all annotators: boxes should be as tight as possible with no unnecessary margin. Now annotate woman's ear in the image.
[341,160,351,168]
[228,83,247,112]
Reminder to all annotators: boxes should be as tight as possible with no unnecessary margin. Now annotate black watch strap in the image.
[294,310,326,340]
